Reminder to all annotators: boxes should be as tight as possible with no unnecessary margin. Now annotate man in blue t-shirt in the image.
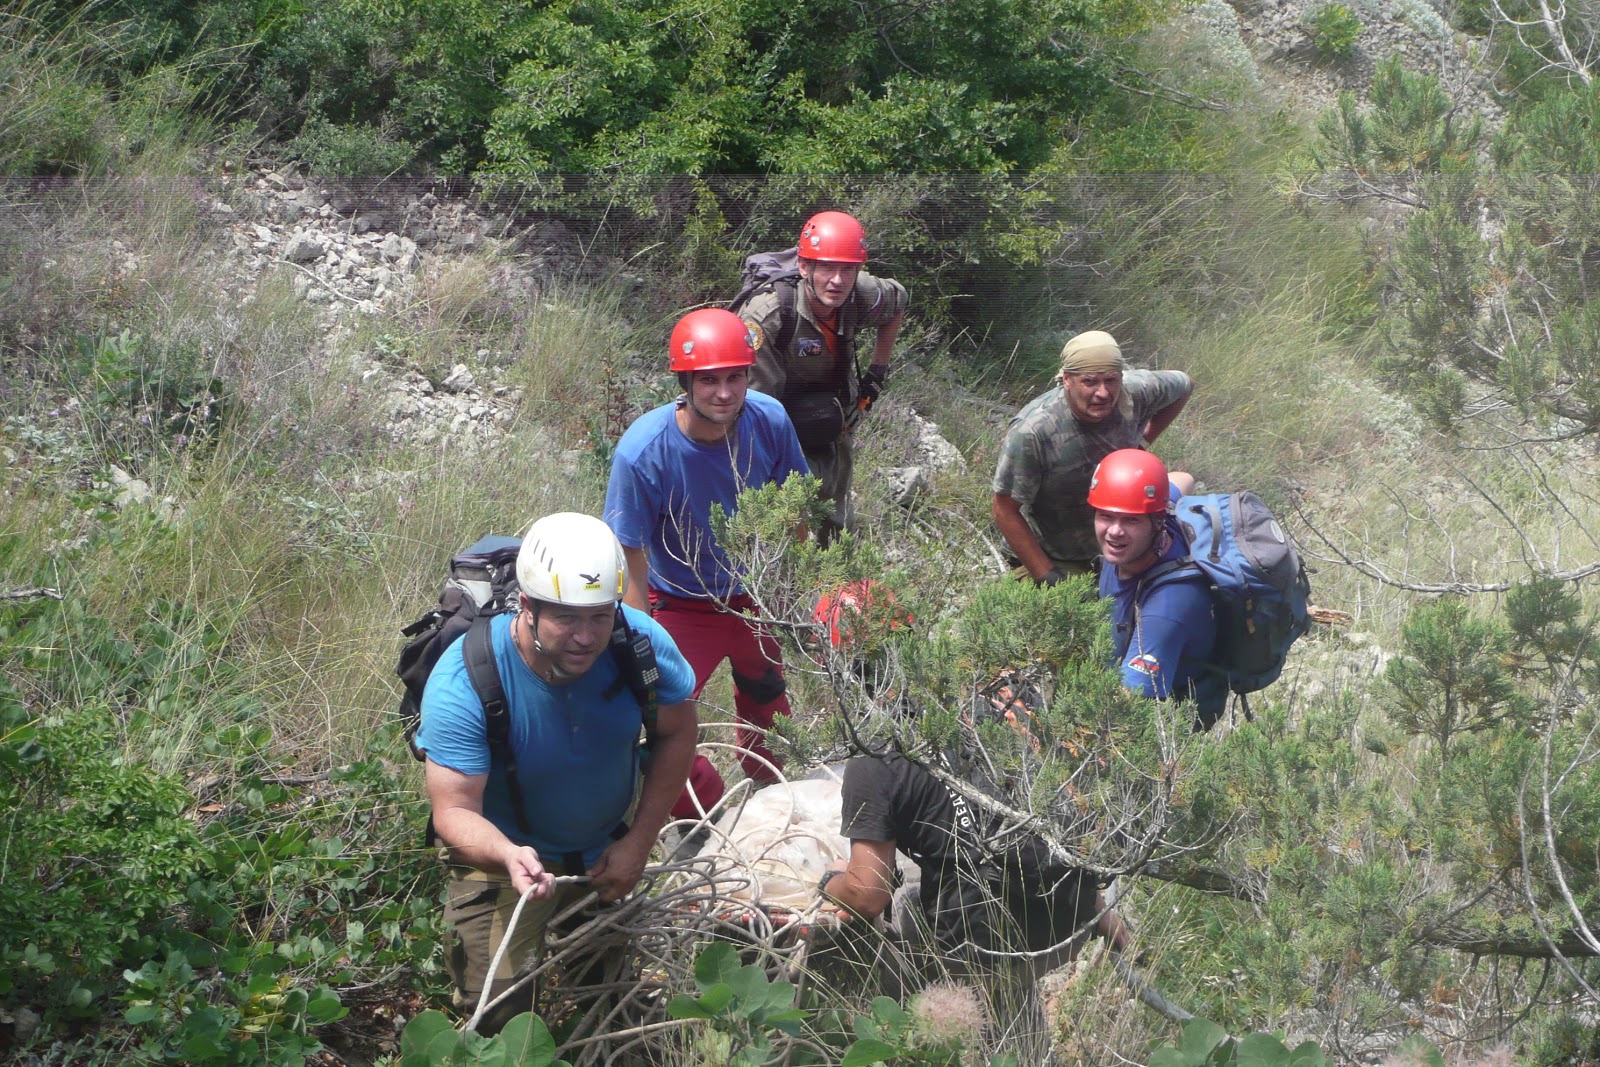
[415,512,698,1034]
[606,308,810,818]
[1090,449,1226,730]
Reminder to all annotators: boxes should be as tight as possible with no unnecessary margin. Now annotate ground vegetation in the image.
[2,0,1600,1063]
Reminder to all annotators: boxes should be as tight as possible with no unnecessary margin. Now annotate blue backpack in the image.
[1139,492,1312,698]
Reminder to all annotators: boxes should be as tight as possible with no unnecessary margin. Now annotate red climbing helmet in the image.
[668,308,757,372]
[1087,449,1170,515]
[797,211,868,264]
[813,580,910,651]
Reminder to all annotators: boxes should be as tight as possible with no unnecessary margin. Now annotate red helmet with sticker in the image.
[668,308,756,372]
[797,211,868,264]
[1087,449,1170,515]
[813,580,911,651]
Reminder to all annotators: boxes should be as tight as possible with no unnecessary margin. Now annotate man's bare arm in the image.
[868,311,904,375]
[1143,384,1192,444]
[993,492,1055,581]
[821,839,898,920]
[426,759,554,897]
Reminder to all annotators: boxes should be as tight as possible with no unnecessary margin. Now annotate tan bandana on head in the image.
[1059,330,1126,374]
[1059,330,1133,418]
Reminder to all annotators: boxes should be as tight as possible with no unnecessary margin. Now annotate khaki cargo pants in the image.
[443,867,628,1037]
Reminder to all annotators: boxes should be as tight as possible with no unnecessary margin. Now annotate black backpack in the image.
[395,534,661,840]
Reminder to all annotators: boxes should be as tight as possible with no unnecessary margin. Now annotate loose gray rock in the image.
[907,412,967,473]
[282,232,325,263]
[441,364,477,393]
[886,466,931,509]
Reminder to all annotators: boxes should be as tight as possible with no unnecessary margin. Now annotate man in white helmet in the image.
[414,512,699,1034]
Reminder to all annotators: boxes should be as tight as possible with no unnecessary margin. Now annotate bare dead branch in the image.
[2,586,62,601]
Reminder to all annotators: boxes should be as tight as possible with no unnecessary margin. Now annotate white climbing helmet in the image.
[515,513,627,607]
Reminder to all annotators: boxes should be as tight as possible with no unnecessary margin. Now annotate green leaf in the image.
[1147,1050,1191,1067]
[124,1002,160,1025]
[667,993,717,1020]
[500,1012,558,1067]
[693,942,740,988]
[402,1011,457,1058]
[1180,1020,1231,1062]
[698,983,735,1014]
[306,989,347,1025]
[1236,1032,1291,1067]
[870,995,909,1032]
[763,979,798,1013]
[1287,1041,1328,1067]
[728,964,768,1012]
[842,1037,903,1066]
[427,1026,468,1064]
[1391,1038,1443,1067]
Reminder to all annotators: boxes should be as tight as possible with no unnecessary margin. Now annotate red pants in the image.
[652,591,792,819]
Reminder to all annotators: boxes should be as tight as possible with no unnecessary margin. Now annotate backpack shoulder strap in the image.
[603,609,661,750]
[1137,556,1200,598]
[772,277,800,356]
[463,615,533,835]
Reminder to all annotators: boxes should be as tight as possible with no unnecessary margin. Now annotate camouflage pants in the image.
[1008,557,1093,583]
[805,435,856,539]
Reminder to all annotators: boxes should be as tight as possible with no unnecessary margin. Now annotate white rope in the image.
[464,874,593,1033]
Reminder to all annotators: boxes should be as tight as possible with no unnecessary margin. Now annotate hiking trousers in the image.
[443,867,627,1036]
[650,591,793,819]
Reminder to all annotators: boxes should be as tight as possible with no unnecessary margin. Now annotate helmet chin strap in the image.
[522,604,578,681]
[1133,516,1169,573]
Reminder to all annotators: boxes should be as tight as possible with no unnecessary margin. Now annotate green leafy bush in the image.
[1304,2,1362,59]
[400,1009,570,1066]
[0,576,444,1058]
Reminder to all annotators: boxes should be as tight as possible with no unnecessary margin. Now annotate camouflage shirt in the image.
[740,269,909,407]
[992,370,1193,564]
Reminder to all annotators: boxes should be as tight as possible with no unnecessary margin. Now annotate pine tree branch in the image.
[1134,861,1600,958]
[1294,499,1600,593]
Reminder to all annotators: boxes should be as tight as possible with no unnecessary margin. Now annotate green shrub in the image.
[0,576,444,1057]
[1304,2,1362,59]
[286,113,417,178]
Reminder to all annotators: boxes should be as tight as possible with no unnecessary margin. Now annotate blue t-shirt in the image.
[604,391,809,599]
[414,607,696,867]
[1098,515,1227,726]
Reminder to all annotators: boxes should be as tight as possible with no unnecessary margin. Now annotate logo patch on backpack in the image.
[1128,653,1161,677]
[798,338,823,357]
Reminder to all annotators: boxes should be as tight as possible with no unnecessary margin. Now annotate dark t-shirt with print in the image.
[839,753,1099,953]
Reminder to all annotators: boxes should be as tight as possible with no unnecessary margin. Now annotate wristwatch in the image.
[817,868,846,898]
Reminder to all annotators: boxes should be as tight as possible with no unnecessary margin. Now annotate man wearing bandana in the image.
[992,330,1193,584]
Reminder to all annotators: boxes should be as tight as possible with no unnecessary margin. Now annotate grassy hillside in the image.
[4,1,1600,1064]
